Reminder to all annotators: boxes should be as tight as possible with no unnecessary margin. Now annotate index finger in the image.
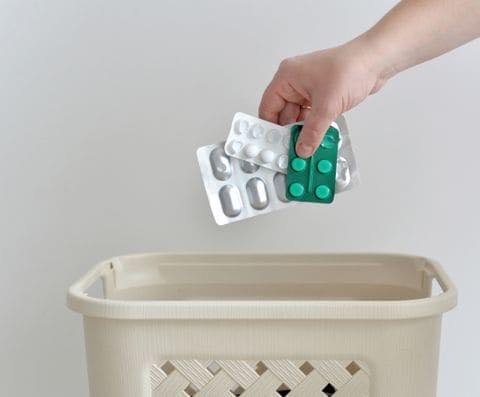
[258,79,286,124]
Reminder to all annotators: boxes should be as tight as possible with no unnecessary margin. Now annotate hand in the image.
[259,42,387,158]
[259,0,480,158]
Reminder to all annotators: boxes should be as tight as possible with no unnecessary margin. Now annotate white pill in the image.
[234,119,249,135]
[259,149,274,163]
[249,123,265,139]
[227,140,243,154]
[244,144,260,158]
[282,135,290,149]
[277,154,288,170]
[266,129,281,144]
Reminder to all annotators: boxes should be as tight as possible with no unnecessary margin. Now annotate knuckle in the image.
[258,104,269,118]
[259,91,274,112]
[258,107,270,119]
[279,58,292,70]
[279,57,298,73]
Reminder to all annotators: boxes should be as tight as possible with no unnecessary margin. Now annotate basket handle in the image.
[67,260,113,313]
[424,259,458,312]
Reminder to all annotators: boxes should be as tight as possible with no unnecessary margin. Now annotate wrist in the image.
[343,33,398,85]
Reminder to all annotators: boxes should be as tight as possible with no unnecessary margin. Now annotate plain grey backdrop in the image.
[1,0,479,395]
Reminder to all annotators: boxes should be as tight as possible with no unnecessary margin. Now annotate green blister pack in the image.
[286,124,339,203]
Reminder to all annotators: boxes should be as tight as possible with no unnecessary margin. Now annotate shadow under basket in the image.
[67,253,457,397]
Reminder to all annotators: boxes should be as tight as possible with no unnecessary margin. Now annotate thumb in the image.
[295,104,338,158]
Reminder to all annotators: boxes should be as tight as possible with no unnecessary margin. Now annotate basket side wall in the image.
[83,316,442,397]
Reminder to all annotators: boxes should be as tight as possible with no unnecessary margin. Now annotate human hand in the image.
[259,0,480,159]
[259,42,388,158]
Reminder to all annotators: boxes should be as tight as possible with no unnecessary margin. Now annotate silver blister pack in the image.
[335,114,360,192]
[197,143,296,225]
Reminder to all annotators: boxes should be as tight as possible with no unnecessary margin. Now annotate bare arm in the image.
[259,0,480,158]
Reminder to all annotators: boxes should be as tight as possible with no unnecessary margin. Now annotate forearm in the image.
[353,0,480,80]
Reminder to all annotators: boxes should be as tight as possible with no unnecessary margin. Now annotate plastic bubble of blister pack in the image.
[196,143,296,225]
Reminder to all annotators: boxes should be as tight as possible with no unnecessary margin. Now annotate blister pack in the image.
[197,143,295,225]
[224,113,291,173]
[335,115,360,192]
[224,112,359,193]
[286,124,339,203]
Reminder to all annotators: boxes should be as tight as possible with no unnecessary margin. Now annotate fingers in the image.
[278,102,300,125]
[295,103,338,158]
[259,69,305,123]
[258,80,286,124]
[298,106,311,122]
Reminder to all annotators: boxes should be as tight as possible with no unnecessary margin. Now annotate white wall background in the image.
[1,1,479,395]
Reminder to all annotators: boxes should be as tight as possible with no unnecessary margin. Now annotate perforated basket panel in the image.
[151,359,369,397]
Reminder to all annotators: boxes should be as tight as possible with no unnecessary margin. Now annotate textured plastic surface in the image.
[68,253,456,397]
[196,143,295,225]
[286,125,339,203]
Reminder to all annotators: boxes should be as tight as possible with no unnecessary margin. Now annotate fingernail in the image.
[296,142,314,158]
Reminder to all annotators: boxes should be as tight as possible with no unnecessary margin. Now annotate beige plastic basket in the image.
[68,253,457,397]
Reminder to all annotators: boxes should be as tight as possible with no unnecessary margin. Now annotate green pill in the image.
[315,185,331,200]
[289,182,305,197]
[291,157,307,172]
[317,159,333,174]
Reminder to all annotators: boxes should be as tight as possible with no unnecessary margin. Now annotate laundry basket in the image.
[68,253,457,397]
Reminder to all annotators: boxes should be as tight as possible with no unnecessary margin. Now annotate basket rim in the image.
[67,252,457,320]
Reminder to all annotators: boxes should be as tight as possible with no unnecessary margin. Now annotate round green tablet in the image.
[320,135,336,149]
[317,159,333,174]
[289,182,305,198]
[291,157,306,172]
[315,185,331,200]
